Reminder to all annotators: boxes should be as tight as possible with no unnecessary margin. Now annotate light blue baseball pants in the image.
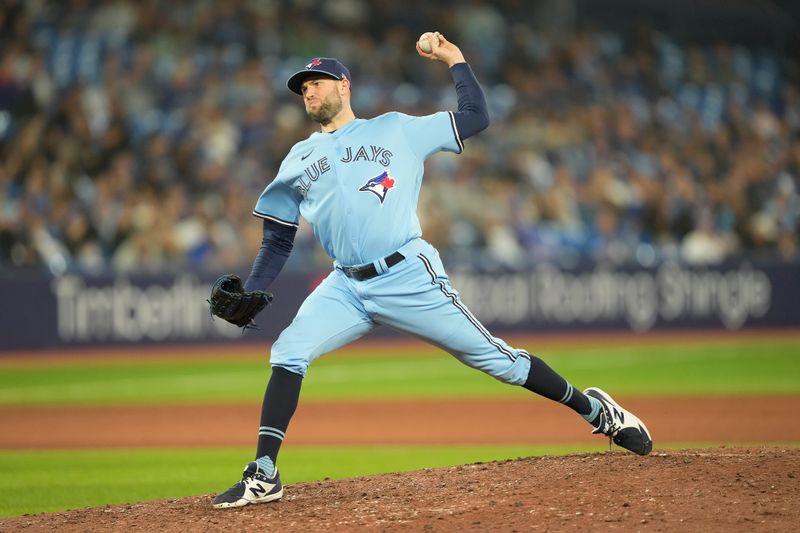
[270,238,532,384]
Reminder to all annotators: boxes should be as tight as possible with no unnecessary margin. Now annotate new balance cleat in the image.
[212,461,283,509]
[584,387,653,456]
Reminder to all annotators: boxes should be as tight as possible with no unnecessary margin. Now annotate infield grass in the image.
[5,442,794,518]
[0,444,596,517]
[1,337,799,406]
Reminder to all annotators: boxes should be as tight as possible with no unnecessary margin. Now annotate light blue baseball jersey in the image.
[253,111,463,267]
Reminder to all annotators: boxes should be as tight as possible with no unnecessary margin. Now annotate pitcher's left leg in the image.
[369,248,539,386]
[368,247,651,455]
[372,255,530,385]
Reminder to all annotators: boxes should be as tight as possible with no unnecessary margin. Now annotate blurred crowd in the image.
[0,0,798,276]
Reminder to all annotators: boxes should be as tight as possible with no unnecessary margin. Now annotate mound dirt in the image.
[2,447,797,532]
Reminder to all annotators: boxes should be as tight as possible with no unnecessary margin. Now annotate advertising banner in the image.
[0,262,797,350]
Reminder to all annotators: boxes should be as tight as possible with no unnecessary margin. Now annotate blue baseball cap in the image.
[287,57,351,95]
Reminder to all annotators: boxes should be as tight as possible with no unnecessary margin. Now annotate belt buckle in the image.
[343,265,364,279]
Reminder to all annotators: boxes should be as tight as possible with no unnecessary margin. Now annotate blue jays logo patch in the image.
[306,58,323,69]
[359,170,396,204]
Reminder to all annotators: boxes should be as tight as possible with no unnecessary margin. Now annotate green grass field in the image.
[1,335,799,518]
[7,441,792,518]
[0,444,588,517]
[2,338,799,406]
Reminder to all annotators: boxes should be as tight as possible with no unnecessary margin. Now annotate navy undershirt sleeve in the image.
[243,219,297,292]
[450,62,490,140]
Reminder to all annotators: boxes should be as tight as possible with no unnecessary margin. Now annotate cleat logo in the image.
[359,170,396,204]
[249,484,267,497]
[612,407,625,424]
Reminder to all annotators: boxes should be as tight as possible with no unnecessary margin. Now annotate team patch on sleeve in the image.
[358,170,396,204]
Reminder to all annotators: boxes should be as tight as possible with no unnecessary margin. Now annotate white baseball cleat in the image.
[584,387,653,456]
[212,462,283,509]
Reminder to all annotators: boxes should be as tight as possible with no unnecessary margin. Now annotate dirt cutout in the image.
[2,447,797,532]
[3,396,799,449]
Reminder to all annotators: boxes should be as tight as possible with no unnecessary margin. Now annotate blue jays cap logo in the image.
[359,170,395,204]
[305,58,323,69]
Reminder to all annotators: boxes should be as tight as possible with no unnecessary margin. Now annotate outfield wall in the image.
[1,262,797,350]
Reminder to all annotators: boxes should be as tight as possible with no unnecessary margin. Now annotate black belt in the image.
[340,251,405,281]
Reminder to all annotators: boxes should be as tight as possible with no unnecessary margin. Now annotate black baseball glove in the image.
[207,274,273,329]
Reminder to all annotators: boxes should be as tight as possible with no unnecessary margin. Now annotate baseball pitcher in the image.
[209,32,652,509]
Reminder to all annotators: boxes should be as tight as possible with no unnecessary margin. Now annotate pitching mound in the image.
[2,447,797,532]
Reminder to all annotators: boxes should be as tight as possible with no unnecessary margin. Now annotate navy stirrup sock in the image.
[522,355,600,423]
[255,366,303,474]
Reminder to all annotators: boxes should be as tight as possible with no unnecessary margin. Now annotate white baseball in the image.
[418,32,438,53]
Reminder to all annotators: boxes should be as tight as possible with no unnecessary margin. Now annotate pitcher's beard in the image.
[307,96,343,126]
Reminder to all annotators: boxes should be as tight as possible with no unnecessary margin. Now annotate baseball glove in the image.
[208,274,273,329]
